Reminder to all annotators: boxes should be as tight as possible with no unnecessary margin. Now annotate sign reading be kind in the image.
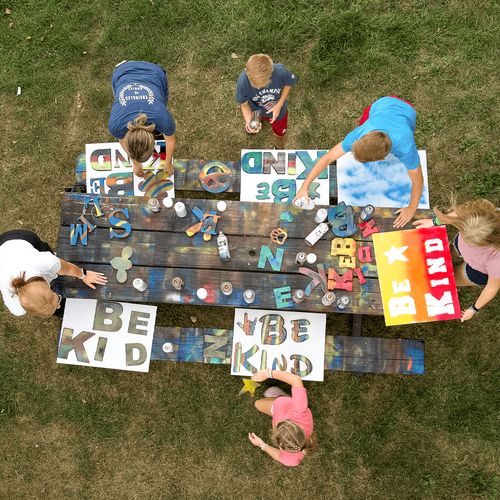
[373,227,460,326]
[57,299,157,372]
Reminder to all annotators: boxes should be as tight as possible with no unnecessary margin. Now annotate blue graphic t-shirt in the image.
[108,61,176,139]
[235,63,298,120]
[342,97,419,170]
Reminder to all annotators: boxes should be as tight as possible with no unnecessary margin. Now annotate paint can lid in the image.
[306,253,317,264]
[196,288,208,300]
[163,197,174,208]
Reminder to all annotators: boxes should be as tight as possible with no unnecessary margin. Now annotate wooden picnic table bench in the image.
[57,192,433,319]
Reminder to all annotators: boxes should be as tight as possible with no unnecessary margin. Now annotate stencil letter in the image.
[331,238,356,257]
[273,286,295,309]
[291,319,310,343]
[263,151,286,174]
[388,296,416,317]
[425,291,456,316]
[58,328,94,363]
[232,342,259,373]
[128,311,151,335]
[258,246,284,271]
[290,354,313,377]
[426,257,447,275]
[126,343,147,366]
[203,335,227,359]
[109,208,132,239]
[392,279,411,294]
[241,151,263,173]
[93,301,123,332]
[424,238,444,253]
[94,337,108,362]
[260,314,287,345]
[357,245,373,263]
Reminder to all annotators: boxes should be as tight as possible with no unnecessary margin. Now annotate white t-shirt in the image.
[0,240,61,316]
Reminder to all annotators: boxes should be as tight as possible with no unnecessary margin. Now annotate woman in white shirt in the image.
[0,229,106,318]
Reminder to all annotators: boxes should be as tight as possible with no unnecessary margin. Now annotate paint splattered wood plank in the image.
[73,153,339,196]
[60,193,435,241]
[57,227,378,278]
[58,264,382,315]
[150,327,424,375]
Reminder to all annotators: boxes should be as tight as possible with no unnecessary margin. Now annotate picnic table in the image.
[57,192,433,318]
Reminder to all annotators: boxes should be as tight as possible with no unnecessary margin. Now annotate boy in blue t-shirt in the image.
[236,54,298,149]
[295,96,424,228]
[108,60,176,176]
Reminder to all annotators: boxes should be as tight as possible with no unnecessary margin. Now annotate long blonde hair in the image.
[10,273,57,318]
[125,113,156,163]
[434,197,499,249]
[272,420,317,456]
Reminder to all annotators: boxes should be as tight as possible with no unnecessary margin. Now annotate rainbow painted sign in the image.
[373,227,460,326]
[85,141,175,198]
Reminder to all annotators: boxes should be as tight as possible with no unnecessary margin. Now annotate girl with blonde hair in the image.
[413,198,499,321]
[248,369,316,467]
[108,61,177,177]
[0,230,106,318]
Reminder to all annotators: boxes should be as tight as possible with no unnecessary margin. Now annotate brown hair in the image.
[246,54,273,88]
[434,197,500,249]
[352,131,392,163]
[272,420,317,457]
[10,273,58,318]
[125,113,156,163]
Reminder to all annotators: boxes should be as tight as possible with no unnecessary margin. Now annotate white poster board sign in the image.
[57,299,157,373]
[337,150,430,209]
[85,140,175,198]
[231,308,326,381]
[240,149,330,205]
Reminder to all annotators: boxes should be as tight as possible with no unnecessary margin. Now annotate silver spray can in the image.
[148,197,161,213]
[249,110,261,131]
[217,231,231,261]
[305,222,329,246]
[221,281,233,296]
[295,252,307,265]
[337,295,351,309]
[322,292,336,306]
[360,205,375,222]
[315,208,328,223]
[174,202,187,217]
[293,196,315,210]
[293,289,305,304]
[171,277,184,290]
[133,278,147,292]
[243,289,255,304]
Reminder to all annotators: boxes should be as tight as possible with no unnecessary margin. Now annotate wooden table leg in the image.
[352,314,363,336]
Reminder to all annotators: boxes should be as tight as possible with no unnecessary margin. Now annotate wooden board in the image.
[150,326,425,375]
[73,153,339,196]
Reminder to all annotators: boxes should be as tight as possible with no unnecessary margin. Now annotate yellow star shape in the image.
[239,378,260,397]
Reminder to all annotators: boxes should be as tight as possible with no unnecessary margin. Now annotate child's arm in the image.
[294,142,345,202]
[248,433,281,462]
[461,276,499,322]
[252,369,303,388]
[270,85,292,123]
[162,133,176,176]
[240,102,259,133]
[394,166,423,228]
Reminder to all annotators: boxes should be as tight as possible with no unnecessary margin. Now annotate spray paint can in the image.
[162,196,174,208]
[306,253,317,265]
[148,197,161,213]
[295,252,307,265]
[221,281,233,296]
[293,289,305,304]
[133,278,147,292]
[337,295,351,309]
[322,292,336,306]
[217,231,231,261]
[217,200,227,212]
[162,342,174,353]
[305,222,329,246]
[249,110,261,131]
[360,204,375,222]
[243,289,255,304]
[315,208,328,223]
[293,196,315,210]
[174,202,187,217]
[171,277,184,290]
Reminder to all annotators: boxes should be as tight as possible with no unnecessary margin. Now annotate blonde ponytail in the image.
[125,113,156,163]
[272,420,317,457]
[10,272,58,318]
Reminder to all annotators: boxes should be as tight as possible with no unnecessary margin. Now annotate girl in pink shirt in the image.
[248,369,316,467]
[414,198,499,322]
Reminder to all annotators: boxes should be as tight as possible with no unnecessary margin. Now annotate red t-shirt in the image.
[272,386,314,467]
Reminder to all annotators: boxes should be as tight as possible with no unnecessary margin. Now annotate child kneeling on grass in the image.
[236,54,298,149]
[248,369,316,467]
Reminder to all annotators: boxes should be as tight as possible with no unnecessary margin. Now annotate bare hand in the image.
[164,163,174,177]
[251,369,269,382]
[83,271,108,290]
[133,165,145,177]
[245,121,261,134]
[293,184,309,205]
[412,218,434,228]
[270,104,282,124]
[248,432,264,447]
[393,206,416,228]
[461,308,476,322]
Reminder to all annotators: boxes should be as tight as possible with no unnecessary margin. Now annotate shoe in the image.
[264,386,288,398]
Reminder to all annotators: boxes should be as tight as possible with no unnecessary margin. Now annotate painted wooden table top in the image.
[57,192,434,316]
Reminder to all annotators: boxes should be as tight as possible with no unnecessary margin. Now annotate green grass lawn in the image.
[0,1,499,498]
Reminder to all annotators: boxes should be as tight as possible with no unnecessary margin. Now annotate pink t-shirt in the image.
[458,235,500,278]
[272,386,314,467]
